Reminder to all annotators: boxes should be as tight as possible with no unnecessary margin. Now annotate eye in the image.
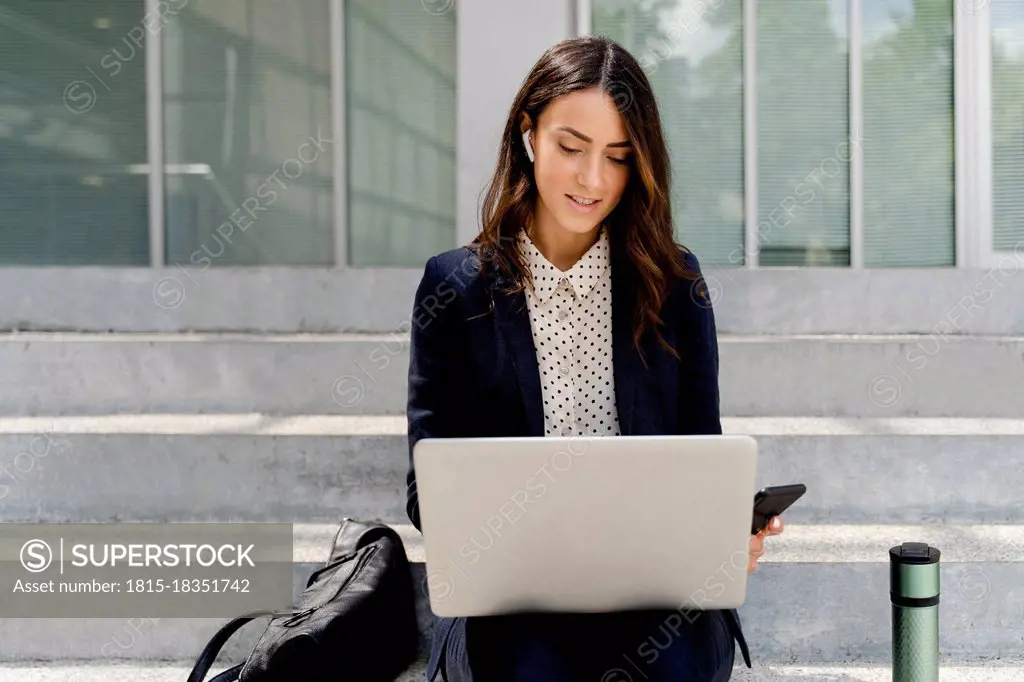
[607,156,628,166]
[558,143,582,155]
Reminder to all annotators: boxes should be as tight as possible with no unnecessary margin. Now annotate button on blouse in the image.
[518,225,620,438]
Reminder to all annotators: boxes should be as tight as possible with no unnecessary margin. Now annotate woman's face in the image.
[526,87,632,237]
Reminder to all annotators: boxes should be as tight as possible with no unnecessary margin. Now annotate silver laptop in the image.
[412,434,759,618]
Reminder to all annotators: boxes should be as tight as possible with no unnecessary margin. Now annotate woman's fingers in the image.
[748,533,764,573]
[748,519,783,573]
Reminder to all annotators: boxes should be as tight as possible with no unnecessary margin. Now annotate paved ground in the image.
[4,659,1024,681]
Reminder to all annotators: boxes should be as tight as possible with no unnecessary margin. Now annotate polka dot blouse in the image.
[517,225,620,438]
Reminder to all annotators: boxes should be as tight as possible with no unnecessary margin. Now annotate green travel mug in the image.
[889,542,940,681]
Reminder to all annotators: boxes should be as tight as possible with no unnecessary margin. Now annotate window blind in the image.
[862,0,954,267]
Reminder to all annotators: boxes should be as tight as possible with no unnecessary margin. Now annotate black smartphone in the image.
[751,483,806,535]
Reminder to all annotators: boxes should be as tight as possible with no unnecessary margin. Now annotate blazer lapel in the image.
[610,243,640,436]
[492,279,546,438]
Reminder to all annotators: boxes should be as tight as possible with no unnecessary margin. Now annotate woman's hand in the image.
[749,515,783,573]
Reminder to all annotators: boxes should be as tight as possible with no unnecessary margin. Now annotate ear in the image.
[519,113,533,136]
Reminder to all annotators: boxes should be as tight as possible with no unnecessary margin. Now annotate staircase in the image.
[0,266,1023,680]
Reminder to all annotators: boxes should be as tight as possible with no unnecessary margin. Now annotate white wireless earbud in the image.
[522,129,535,163]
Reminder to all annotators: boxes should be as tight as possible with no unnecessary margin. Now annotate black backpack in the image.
[187,518,419,682]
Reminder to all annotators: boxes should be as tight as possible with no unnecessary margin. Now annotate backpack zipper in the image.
[281,545,380,627]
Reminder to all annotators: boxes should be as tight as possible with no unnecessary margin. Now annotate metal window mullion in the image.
[954,3,969,267]
[145,0,165,267]
[849,0,864,268]
[743,0,758,268]
[955,1,978,267]
[954,2,992,268]
[331,0,348,267]
[976,6,993,268]
[576,0,592,36]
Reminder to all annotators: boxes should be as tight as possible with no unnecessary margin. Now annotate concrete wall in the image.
[2,267,1023,335]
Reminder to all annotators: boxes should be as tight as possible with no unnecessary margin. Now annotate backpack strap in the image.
[206,663,244,682]
[186,609,294,682]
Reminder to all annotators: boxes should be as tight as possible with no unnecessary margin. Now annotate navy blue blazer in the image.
[405,240,753,677]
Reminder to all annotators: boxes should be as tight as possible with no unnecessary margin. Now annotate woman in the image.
[406,35,783,681]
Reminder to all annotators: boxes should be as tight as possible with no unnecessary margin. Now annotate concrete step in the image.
[1,333,1022,417]
[3,415,1024,524]
[11,520,1024,569]
[4,266,1022,336]
[1,560,1022,663]
[0,563,435,664]
[1,525,1023,663]
[281,521,1024,564]
[0,662,430,682]
[7,660,1024,682]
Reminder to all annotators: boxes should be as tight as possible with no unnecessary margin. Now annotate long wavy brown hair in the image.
[470,35,701,362]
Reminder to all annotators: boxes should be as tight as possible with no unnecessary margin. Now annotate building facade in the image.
[1,4,1023,673]
[1,0,1021,278]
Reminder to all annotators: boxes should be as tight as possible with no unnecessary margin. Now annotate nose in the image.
[576,152,605,194]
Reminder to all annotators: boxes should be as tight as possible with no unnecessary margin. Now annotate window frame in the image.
[958,1,1024,270]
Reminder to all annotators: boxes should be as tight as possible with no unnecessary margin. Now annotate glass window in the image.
[863,0,954,267]
[345,0,456,267]
[594,0,851,267]
[991,0,1024,252]
[162,0,334,267]
[0,0,149,265]
[757,0,849,266]
[593,0,745,267]
[592,0,961,269]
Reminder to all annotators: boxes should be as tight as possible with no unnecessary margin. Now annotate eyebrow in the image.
[556,126,632,148]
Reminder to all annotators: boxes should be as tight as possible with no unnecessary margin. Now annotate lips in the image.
[566,194,601,212]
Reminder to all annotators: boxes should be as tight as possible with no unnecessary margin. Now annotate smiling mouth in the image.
[567,194,601,207]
